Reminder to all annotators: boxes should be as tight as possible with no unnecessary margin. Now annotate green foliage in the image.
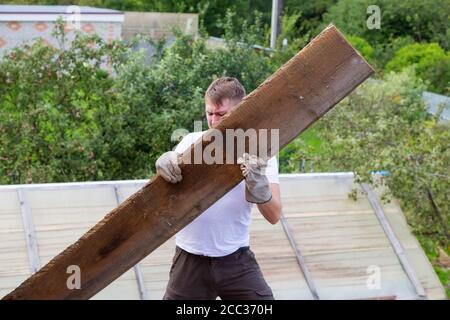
[0,15,276,184]
[284,0,338,40]
[279,125,322,173]
[416,234,450,297]
[113,12,277,177]
[322,0,450,50]
[320,0,450,72]
[0,22,129,183]
[386,43,450,94]
[261,12,310,72]
[281,68,449,251]
[102,0,272,37]
[346,35,374,63]
[3,0,272,38]
[371,36,416,69]
[277,12,303,43]
[435,266,450,297]
[306,69,448,247]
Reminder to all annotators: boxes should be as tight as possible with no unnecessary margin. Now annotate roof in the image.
[0,5,123,22]
[0,173,445,299]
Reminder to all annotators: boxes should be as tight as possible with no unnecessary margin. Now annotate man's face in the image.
[205,98,239,128]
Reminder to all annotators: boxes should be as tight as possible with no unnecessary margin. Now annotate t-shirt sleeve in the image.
[265,156,279,184]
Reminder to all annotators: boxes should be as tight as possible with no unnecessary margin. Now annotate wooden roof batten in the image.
[280,212,320,300]
[361,183,427,299]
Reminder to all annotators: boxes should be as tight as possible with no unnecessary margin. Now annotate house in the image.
[0,5,124,55]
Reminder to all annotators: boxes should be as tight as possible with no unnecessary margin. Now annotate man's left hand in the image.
[237,153,272,204]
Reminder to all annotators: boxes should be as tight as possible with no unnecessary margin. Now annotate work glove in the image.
[237,153,272,204]
[155,151,182,183]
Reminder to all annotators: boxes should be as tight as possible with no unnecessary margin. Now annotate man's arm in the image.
[256,183,281,224]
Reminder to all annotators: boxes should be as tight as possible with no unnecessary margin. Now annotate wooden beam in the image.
[361,183,427,299]
[17,189,41,274]
[3,24,374,300]
[280,211,320,300]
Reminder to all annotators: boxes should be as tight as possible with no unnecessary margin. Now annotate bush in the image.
[372,36,415,69]
[0,15,277,184]
[283,0,338,40]
[346,35,374,63]
[322,0,450,50]
[316,68,448,246]
[0,25,129,183]
[282,68,449,248]
[386,43,450,94]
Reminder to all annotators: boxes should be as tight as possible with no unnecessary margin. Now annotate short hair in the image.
[205,77,246,106]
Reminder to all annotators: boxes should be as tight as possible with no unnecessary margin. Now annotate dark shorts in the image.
[163,246,274,300]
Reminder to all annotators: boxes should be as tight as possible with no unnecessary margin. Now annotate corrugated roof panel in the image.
[0,190,32,297]
[250,215,314,299]
[0,174,445,300]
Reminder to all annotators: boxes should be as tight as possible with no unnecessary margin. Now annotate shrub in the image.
[0,15,277,184]
[322,0,450,50]
[386,43,450,94]
[346,35,374,63]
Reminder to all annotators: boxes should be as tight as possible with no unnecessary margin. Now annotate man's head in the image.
[205,77,246,128]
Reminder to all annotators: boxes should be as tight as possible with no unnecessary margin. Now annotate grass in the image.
[298,125,323,154]
[435,266,450,298]
[278,124,324,173]
[416,234,450,298]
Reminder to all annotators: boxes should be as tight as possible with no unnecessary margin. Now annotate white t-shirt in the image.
[174,130,279,257]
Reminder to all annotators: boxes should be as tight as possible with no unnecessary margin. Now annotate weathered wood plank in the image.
[3,24,374,300]
[17,189,41,274]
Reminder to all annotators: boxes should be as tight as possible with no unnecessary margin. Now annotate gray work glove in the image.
[237,153,272,204]
[155,151,182,183]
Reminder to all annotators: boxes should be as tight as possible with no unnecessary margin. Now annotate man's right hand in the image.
[155,151,182,183]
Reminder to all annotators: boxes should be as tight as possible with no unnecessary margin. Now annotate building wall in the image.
[122,12,198,42]
[0,20,122,55]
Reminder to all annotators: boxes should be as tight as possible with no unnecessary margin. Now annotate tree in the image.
[386,43,450,94]
[0,14,277,184]
[283,68,449,247]
[2,0,273,38]
[322,0,450,50]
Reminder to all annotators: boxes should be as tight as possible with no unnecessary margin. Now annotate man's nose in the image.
[212,114,221,123]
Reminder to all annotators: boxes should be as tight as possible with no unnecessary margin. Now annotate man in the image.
[155,77,281,300]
